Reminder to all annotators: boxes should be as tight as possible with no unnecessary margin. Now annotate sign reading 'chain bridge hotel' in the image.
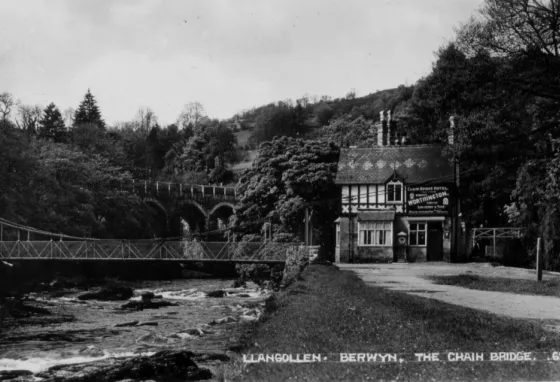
[407,186,450,215]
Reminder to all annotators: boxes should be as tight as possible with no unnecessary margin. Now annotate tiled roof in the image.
[335,145,453,185]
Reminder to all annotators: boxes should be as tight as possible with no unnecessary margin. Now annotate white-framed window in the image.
[335,224,340,247]
[409,222,427,246]
[358,221,392,246]
[386,181,403,203]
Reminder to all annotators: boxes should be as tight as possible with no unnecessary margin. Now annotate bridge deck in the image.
[0,240,306,263]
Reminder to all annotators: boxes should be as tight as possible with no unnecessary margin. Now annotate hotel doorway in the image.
[427,222,443,261]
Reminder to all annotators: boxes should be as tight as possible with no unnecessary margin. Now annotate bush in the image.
[235,264,272,287]
[281,245,310,287]
[235,263,284,288]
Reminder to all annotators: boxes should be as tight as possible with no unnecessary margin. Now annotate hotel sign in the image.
[407,186,450,215]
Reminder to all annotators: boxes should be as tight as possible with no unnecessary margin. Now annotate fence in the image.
[0,240,310,263]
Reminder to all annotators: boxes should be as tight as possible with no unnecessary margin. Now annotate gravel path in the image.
[338,263,560,328]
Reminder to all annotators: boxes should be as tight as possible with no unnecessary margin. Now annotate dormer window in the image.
[386,181,403,203]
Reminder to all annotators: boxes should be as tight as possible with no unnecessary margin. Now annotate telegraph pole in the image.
[449,116,460,261]
[304,207,309,246]
[348,187,354,263]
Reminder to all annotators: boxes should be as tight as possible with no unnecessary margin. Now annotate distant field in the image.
[235,130,251,147]
[230,150,257,173]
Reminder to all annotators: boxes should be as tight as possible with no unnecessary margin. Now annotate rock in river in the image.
[0,369,33,380]
[137,321,159,327]
[121,300,178,310]
[206,290,226,298]
[35,350,212,381]
[141,291,155,301]
[78,286,134,301]
[115,320,139,327]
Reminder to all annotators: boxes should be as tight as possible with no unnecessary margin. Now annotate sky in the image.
[0,0,483,126]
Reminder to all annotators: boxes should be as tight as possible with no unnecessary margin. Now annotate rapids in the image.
[0,278,269,380]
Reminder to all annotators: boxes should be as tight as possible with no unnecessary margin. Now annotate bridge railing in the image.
[129,180,237,201]
[0,240,307,262]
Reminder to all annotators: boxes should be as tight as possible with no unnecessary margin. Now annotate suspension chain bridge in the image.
[0,217,309,263]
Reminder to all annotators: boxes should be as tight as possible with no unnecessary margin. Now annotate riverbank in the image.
[0,277,270,381]
[238,264,560,381]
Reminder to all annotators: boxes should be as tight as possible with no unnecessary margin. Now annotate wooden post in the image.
[537,237,543,282]
[493,229,496,258]
[27,230,30,241]
[304,207,309,246]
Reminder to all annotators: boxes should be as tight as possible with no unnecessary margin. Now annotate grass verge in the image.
[430,274,560,298]
[236,264,560,382]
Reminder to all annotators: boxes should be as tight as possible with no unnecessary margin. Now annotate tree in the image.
[250,103,301,144]
[15,104,42,136]
[73,89,106,129]
[134,107,158,138]
[0,92,17,125]
[38,103,67,142]
[322,115,377,147]
[0,125,39,223]
[406,43,533,225]
[174,120,238,183]
[233,137,340,258]
[456,0,560,101]
[177,102,206,130]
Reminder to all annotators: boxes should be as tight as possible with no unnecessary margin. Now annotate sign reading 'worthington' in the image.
[407,186,450,215]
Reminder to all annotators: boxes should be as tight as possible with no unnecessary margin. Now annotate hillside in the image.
[228,85,415,171]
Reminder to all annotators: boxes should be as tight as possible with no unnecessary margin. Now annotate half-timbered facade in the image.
[334,140,455,263]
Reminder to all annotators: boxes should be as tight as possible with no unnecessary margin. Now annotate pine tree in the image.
[38,103,67,142]
[73,89,106,129]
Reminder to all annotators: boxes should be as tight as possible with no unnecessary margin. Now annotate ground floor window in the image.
[358,221,392,246]
[409,222,427,246]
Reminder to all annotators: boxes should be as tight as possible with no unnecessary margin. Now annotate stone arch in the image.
[144,197,168,217]
[178,200,208,218]
[144,197,169,237]
[175,200,209,238]
[209,202,235,217]
[207,202,235,241]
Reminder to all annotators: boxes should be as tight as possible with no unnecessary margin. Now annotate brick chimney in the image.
[377,110,384,146]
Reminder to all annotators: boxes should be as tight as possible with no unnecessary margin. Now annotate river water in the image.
[0,278,269,379]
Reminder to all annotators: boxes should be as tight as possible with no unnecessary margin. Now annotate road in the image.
[338,262,560,330]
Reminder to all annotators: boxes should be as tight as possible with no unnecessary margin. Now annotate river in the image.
[0,277,269,381]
